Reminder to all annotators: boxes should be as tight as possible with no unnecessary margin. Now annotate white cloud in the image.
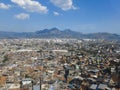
[11,0,48,13]
[53,11,59,16]
[0,3,11,9]
[50,0,77,11]
[15,13,30,20]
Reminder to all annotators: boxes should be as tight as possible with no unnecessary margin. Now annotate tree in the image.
[2,55,9,63]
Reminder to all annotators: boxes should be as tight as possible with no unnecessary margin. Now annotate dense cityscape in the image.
[0,0,120,90]
[0,38,119,90]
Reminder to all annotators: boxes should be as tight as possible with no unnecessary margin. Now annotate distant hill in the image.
[0,28,120,40]
[35,28,83,38]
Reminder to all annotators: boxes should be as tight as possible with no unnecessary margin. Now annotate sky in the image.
[0,0,120,34]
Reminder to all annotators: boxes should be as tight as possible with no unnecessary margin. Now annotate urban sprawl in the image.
[0,39,120,90]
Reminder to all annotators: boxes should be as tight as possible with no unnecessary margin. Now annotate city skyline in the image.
[0,0,120,34]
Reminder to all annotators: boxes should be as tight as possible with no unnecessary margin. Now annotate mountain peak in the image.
[49,27,61,33]
[35,28,61,35]
[1,28,120,40]
[50,27,60,31]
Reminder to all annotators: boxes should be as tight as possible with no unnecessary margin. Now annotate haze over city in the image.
[0,0,120,34]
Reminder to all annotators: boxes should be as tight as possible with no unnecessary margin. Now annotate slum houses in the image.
[0,39,120,90]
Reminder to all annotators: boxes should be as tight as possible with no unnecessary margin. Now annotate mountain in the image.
[36,28,61,34]
[0,31,33,39]
[35,28,84,38]
[35,28,62,38]
[85,33,120,40]
[0,28,120,40]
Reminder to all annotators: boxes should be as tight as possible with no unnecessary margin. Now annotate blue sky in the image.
[0,0,120,34]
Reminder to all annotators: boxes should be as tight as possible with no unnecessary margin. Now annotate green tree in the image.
[2,55,9,63]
